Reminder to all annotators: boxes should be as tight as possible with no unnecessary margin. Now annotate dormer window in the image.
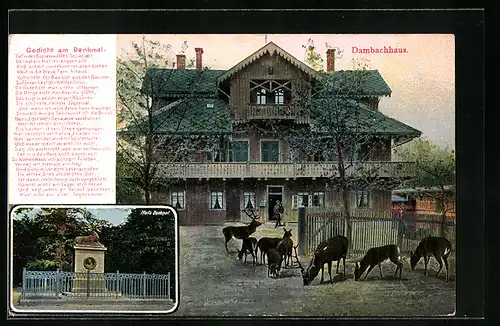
[275,89,284,105]
[257,88,267,105]
[250,80,291,105]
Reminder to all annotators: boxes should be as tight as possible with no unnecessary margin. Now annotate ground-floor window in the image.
[312,192,325,207]
[292,191,326,209]
[210,191,225,210]
[171,191,185,210]
[292,192,310,209]
[243,191,256,210]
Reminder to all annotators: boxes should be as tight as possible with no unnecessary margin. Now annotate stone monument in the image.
[71,231,108,294]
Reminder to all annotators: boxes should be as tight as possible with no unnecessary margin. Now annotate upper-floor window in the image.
[229,140,249,162]
[261,140,280,162]
[250,80,292,105]
[257,89,267,105]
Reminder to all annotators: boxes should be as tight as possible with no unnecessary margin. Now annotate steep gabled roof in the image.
[312,100,421,145]
[143,68,226,98]
[217,42,318,83]
[321,70,392,97]
[121,98,231,135]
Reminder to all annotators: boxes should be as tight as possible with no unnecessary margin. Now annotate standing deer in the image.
[410,236,452,279]
[354,244,403,281]
[222,211,261,252]
[266,248,282,278]
[293,235,348,286]
[276,228,293,268]
[238,237,258,265]
[257,237,282,265]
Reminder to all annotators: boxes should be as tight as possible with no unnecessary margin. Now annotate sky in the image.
[117,34,455,149]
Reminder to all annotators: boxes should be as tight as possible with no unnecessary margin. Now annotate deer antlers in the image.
[293,245,305,273]
[293,245,315,274]
[243,207,260,220]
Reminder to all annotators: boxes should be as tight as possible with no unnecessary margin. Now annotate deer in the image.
[276,228,293,268]
[222,209,262,252]
[410,236,452,280]
[75,231,101,245]
[266,248,282,278]
[257,237,282,265]
[238,237,258,265]
[354,244,403,281]
[293,235,348,286]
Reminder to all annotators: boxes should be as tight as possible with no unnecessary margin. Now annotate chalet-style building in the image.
[139,42,421,225]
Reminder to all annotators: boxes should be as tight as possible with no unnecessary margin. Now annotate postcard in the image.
[8,33,457,317]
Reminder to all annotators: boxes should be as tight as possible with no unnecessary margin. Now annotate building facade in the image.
[136,42,421,225]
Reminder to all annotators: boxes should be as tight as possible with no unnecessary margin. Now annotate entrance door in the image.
[267,186,284,221]
[268,194,283,221]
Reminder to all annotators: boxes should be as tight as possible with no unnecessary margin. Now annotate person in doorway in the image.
[273,200,285,228]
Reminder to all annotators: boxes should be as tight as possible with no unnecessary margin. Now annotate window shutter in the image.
[292,195,298,209]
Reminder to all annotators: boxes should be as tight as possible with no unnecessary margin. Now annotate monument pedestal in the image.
[71,243,114,295]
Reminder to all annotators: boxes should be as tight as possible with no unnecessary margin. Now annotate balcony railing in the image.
[247,105,298,120]
[156,161,416,179]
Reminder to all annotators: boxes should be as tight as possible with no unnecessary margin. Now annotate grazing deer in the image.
[222,212,261,252]
[257,237,282,265]
[276,228,293,268]
[354,244,403,281]
[293,235,348,286]
[238,237,258,265]
[410,236,452,279]
[266,248,282,278]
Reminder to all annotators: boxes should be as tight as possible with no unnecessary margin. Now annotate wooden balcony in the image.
[247,105,298,120]
[156,161,416,179]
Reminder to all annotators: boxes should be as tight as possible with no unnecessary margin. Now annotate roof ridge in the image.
[217,42,318,83]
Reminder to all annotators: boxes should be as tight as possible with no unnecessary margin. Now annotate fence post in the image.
[116,270,120,298]
[167,272,171,300]
[55,269,60,297]
[142,271,146,298]
[86,270,90,298]
[298,205,307,256]
[21,268,26,298]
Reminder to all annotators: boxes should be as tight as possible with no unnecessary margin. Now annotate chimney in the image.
[326,48,336,72]
[176,54,186,70]
[195,47,203,70]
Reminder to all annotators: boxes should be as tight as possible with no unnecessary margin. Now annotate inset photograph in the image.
[9,205,178,314]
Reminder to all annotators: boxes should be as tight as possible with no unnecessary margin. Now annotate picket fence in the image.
[298,207,456,259]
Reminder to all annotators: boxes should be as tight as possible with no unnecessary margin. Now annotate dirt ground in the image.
[173,223,456,317]
[11,223,455,316]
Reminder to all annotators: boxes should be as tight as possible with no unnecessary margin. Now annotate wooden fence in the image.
[297,207,456,259]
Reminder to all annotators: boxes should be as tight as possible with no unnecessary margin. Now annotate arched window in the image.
[275,89,284,105]
[257,88,267,105]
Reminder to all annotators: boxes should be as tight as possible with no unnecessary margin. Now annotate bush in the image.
[25,259,59,271]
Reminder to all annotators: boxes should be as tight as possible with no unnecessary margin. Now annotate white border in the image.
[8,205,179,315]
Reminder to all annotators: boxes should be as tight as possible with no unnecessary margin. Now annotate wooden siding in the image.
[151,179,393,225]
[228,53,311,123]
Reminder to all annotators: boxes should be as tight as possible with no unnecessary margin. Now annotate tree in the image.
[394,138,456,225]
[103,208,176,296]
[11,207,111,284]
[116,36,229,204]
